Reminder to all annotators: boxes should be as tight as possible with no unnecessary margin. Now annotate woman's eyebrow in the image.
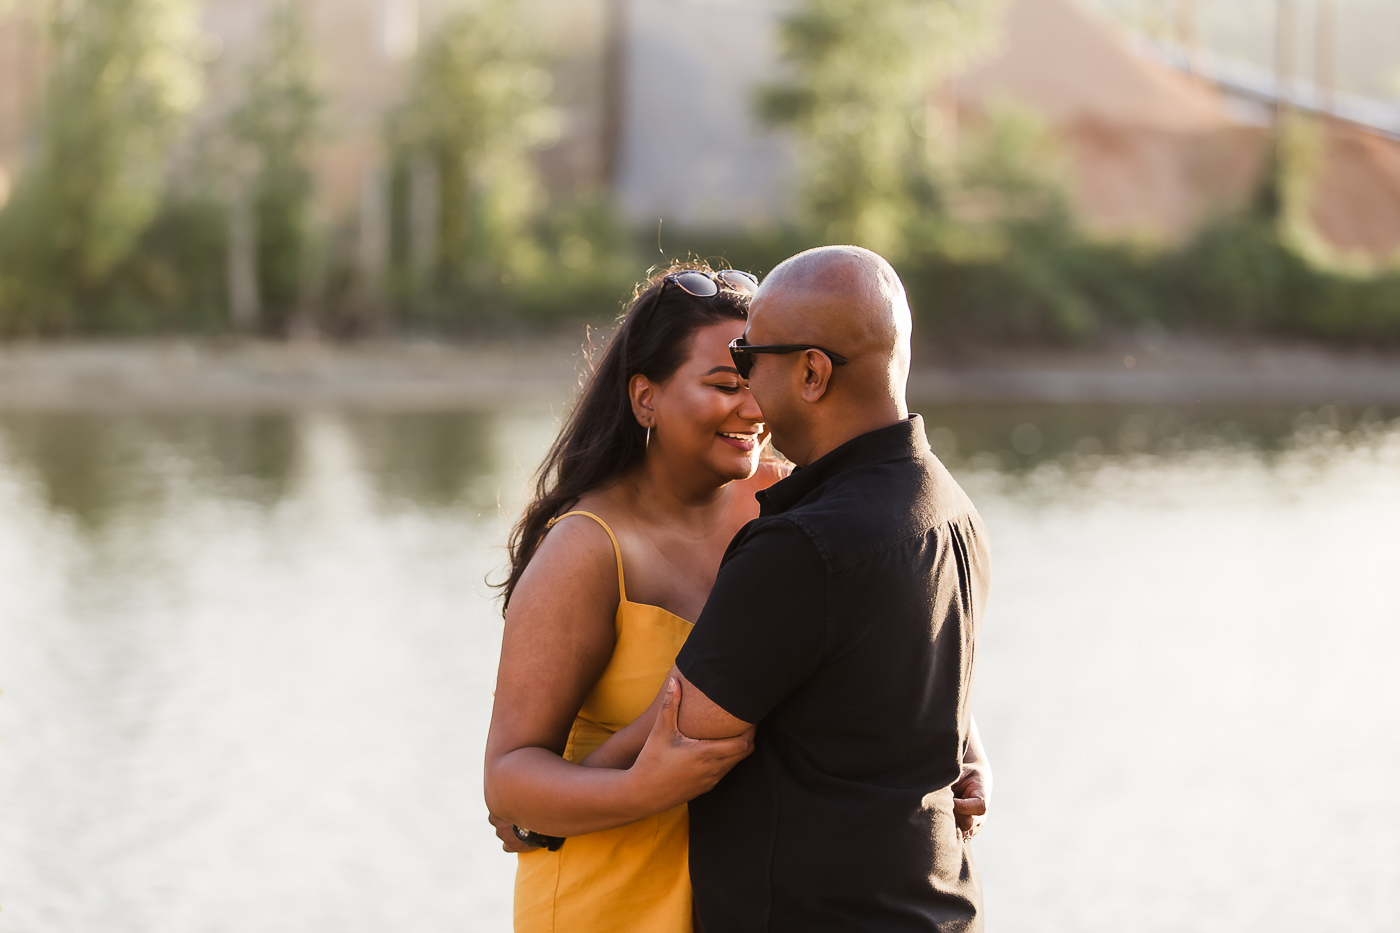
[703,366,741,376]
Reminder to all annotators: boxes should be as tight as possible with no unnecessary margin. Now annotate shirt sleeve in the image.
[676,517,826,724]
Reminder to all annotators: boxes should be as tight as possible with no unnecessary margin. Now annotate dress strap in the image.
[546,510,628,602]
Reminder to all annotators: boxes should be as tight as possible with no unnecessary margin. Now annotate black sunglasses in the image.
[661,269,759,300]
[634,269,759,340]
[728,336,849,379]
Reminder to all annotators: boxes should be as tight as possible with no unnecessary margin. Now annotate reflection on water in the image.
[921,401,1397,472]
[0,404,1397,932]
[0,410,504,525]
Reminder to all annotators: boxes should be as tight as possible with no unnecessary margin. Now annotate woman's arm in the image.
[484,516,646,836]
[579,682,666,770]
[483,517,751,838]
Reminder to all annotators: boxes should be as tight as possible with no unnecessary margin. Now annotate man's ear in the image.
[629,373,656,426]
[797,349,833,402]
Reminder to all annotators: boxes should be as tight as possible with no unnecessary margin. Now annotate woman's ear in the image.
[629,373,656,427]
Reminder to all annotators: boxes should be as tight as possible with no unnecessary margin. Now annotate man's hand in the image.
[625,678,755,812]
[953,717,991,840]
[952,766,988,840]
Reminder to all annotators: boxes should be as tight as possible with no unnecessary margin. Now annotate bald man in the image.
[617,246,991,930]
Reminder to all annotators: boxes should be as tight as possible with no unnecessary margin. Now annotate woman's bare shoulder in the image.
[511,502,622,614]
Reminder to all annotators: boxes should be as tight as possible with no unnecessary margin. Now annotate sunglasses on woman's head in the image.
[728,336,849,379]
[634,269,760,338]
[661,269,759,300]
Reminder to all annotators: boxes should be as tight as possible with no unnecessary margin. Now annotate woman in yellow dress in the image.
[484,263,777,933]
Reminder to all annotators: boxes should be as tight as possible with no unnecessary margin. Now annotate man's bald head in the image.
[752,245,911,390]
[755,245,911,375]
[744,246,913,465]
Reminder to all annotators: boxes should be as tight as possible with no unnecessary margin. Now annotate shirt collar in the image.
[758,415,929,515]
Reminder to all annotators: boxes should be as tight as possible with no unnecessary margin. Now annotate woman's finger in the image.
[656,678,681,738]
[705,735,754,760]
[489,813,533,853]
[499,831,532,853]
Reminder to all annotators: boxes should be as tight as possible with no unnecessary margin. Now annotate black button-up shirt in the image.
[677,415,991,932]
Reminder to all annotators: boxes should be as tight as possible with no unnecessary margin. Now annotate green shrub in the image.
[0,0,203,334]
[384,0,558,327]
[225,0,322,334]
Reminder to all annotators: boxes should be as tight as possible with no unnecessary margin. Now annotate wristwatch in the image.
[513,825,565,851]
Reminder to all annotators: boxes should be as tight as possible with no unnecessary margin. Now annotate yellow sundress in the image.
[514,510,695,933]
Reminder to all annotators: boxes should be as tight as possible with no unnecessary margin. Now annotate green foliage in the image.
[226,0,322,332]
[385,0,561,321]
[1169,212,1400,343]
[758,0,995,256]
[511,194,641,323]
[4,0,1398,345]
[115,193,229,331]
[0,0,202,333]
[895,102,1127,342]
[755,0,1400,347]
[754,0,1158,342]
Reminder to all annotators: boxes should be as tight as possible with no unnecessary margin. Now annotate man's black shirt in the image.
[676,416,991,932]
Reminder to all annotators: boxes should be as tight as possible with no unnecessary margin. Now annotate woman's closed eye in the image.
[711,382,742,395]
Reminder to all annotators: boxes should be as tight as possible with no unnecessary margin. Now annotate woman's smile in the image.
[718,431,760,451]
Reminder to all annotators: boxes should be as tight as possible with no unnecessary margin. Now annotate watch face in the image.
[513,825,564,850]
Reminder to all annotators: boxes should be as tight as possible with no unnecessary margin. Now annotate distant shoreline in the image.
[2,336,1399,411]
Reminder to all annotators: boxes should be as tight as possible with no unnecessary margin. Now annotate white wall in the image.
[616,0,796,228]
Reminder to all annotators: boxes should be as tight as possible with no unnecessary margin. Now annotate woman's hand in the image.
[488,812,534,853]
[624,678,756,812]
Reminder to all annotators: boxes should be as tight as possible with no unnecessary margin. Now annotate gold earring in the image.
[646,424,651,450]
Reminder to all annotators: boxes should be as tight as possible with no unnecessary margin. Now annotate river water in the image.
[1,402,1397,932]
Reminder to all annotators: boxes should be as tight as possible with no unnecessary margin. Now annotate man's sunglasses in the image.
[728,336,849,379]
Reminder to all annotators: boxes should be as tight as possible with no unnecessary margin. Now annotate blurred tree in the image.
[225,0,322,335]
[757,0,996,258]
[0,0,202,332]
[385,0,559,321]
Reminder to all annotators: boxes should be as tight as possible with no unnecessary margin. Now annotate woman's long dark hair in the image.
[498,262,751,611]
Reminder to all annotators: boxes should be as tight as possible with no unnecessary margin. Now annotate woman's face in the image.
[647,319,768,483]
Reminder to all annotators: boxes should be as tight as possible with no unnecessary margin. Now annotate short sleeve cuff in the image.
[675,647,768,726]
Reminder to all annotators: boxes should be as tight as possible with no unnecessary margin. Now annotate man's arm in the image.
[580,664,753,769]
[673,664,753,738]
[674,519,826,725]
[604,670,754,813]
[610,519,822,803]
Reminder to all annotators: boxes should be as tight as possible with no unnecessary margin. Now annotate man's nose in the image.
[738,390,764,424]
